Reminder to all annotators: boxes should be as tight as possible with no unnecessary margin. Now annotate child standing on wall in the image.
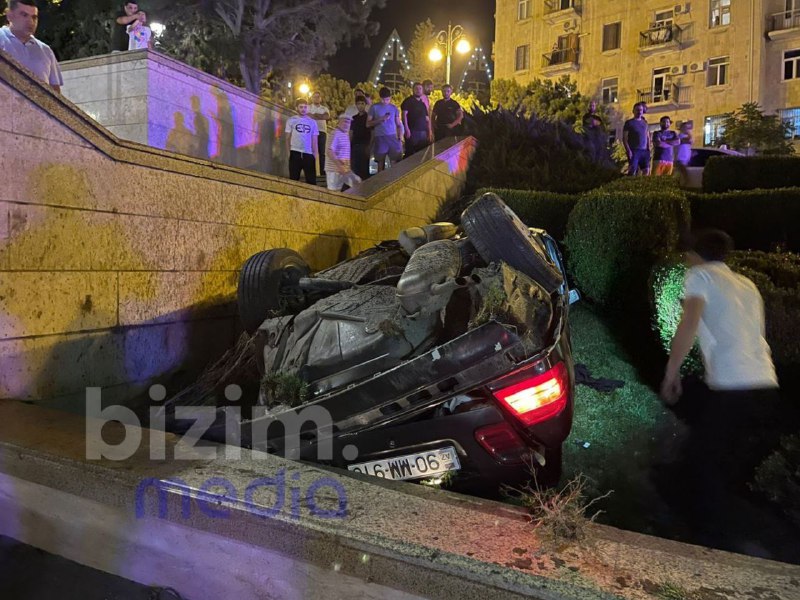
[127,12,153,50]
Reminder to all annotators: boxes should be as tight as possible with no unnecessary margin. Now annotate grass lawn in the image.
[562,303,686,535]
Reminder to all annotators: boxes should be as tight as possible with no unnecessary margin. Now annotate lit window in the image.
[704,114,726,146]
[518,0,531,20]
[710,0,731,28]
[601,77,619,104]
[707,56,729,86]
[778,107,800,138]
[515,45,530,71]
[784,49,800,80]
[602,23,622,52]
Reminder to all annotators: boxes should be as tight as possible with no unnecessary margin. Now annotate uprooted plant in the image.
[260,371,310,408]
[504,470,611,546]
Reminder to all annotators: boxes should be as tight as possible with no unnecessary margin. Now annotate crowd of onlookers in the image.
[622,100,694,177]
[285,81,466,191]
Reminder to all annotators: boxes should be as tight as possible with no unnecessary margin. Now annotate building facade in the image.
[494,0,800,144]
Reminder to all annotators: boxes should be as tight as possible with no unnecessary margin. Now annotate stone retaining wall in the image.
[0,53,475,408]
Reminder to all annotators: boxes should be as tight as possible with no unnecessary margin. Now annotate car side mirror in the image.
[568,289,581,305]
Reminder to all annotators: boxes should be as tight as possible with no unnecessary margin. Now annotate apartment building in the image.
[494,0,800,145]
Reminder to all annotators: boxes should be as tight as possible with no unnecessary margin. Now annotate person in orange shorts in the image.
[652,116,680,176]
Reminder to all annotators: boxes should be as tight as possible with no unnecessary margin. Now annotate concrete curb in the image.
[0,400,798,600]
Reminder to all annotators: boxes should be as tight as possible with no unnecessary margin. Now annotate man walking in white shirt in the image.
[325,114,361,192]
[0,0,63,92]
[661,229,782,553]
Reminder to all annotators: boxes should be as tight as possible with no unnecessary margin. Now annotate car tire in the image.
[461,193,564,294]
[238,249,310,333]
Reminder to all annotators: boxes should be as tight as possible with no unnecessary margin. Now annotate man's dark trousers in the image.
[289,151,316,185]
[317,132,327,175]
[404,130,429,158]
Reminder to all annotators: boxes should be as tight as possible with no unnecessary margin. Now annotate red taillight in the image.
[492,362,569,426]
[474,421,528,464]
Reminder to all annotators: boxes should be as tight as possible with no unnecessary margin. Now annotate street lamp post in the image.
[428,21,471,85]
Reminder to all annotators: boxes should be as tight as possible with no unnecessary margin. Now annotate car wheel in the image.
[238,249,310,333]
[461,193,564,294]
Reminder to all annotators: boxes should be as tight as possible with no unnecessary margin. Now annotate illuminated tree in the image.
[405,19,445,86]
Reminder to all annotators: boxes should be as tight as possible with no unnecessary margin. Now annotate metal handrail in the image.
[639,24,682,48]
[541,47,579,68]
[768,8,800,32]
[636,84,691,105]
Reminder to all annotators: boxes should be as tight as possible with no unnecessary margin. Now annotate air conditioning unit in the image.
[674,3,691,14]
[689,61,705,72]
[671,64,687,75]
[563,18,579,31]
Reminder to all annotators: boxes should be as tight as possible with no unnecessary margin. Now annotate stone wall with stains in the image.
[0,54,476,409]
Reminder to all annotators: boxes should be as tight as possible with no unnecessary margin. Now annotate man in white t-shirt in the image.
[307,91,330,176]
[285,98,319,185]
[325,114,362,192]
[661,229,777,401]
[661,229,781,550]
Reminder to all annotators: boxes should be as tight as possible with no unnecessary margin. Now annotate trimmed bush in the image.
[478,188,577,241]
[648,251,800,368]
[728,251,800,366]
[596,175,682,195]
[565,189,690,310]
[649,259,703,374]
[754,434,800,528]
[703,156,800,193]
[689,188,800,252]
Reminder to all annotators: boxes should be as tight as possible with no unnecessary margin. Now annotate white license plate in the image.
[347,446,461,481]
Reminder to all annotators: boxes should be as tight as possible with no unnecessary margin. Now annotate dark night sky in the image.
[327,0,496,84]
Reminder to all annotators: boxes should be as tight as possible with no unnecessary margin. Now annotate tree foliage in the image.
[35,0,117,60]
[157,4,241,83]
[405,19,444,86]
[717,102,795,155]
[211,0,385,94]
[490,76,599,127]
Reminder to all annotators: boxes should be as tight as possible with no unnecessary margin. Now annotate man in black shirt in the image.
[400,82,431,158]
[432,84,464,141]
[581,100,604,131]
[111,2,145,52]
[349,95,371,180]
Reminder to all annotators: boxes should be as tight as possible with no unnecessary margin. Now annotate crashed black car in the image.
[227,193,578,493]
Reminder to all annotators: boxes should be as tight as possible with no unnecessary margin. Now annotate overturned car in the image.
[217,193,578,493]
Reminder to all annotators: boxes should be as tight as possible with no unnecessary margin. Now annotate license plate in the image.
[347,446,461,481]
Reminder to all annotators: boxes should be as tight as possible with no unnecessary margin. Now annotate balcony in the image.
[541,48,579,74]
[767,9,800,40]
[638,25,684,54]
[636,84,693,110]
[543,0,582,24]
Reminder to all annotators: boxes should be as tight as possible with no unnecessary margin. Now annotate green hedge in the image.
[649,259,703,374]
[649,251,800,367]
[478,188,577,242]
[703,156,800,193]
[728,251,800,366]
[596,175,682,195]
[565,189,690,310]
[689,188,800,252]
